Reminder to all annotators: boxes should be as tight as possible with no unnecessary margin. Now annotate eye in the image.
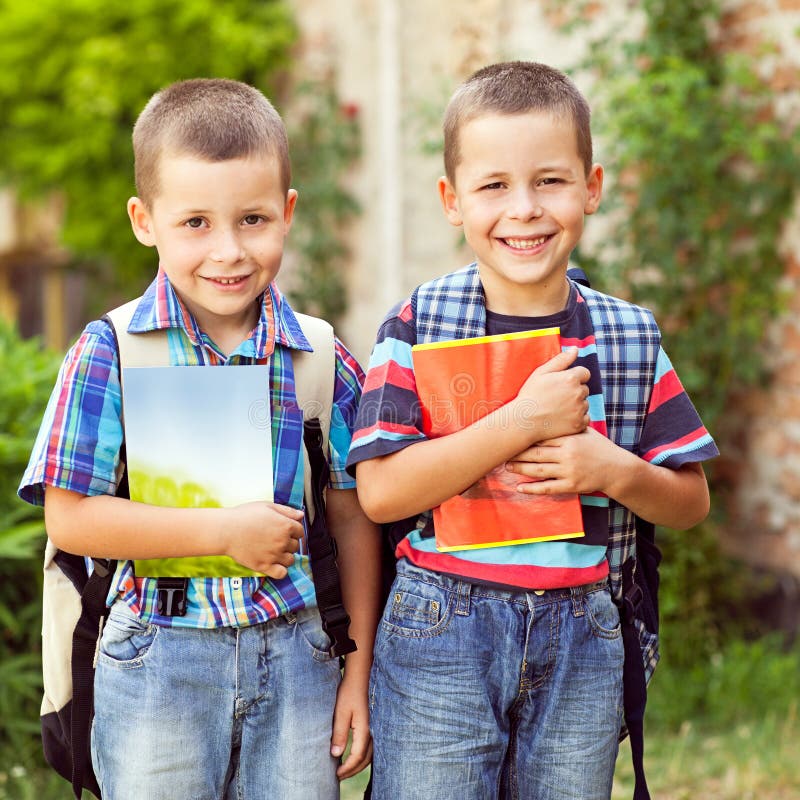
[242,214,264,226]
[184,217,206,229]
[538,177,562,186]
[482,182,505,191]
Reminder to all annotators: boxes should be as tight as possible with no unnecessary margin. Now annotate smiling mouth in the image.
[205,275,249,286]
[501,235,552,250]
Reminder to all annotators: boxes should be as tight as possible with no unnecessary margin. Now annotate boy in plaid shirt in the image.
[20,78,379,799]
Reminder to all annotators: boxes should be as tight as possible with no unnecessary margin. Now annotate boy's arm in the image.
[44,486,304,578]
[507,428,710,529]
[356,348,590,523]
[324,487,381,779]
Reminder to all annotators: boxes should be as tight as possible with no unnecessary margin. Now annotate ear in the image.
[127,197,156,247]
[437,176,463,227]
[584,164,604,215]
[283,189,298,232]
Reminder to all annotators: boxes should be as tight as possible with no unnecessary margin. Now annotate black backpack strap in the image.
[303,418,356,658]
[68,556,115,798]
[621,540,651,800]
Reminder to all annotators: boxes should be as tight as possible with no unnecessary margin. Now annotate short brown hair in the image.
[443,61,593,183]
[132,78,291,205]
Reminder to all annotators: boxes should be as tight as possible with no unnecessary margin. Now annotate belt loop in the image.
[571,585,585,618]
[455,580,471,616]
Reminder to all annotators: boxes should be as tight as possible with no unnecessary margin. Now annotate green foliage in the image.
[0,321,60,768]
[0,0,297,303]
[287,82,361,324]
[654,516,780,667]
[648,633,800,732]
[572,0,800,429]
[0,320,60,549]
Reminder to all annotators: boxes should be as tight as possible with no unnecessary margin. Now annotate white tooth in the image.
[506,236,546,249]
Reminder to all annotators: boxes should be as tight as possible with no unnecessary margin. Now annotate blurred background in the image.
[1,0,798,797]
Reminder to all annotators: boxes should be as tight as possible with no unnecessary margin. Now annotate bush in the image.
[0,321,61,769]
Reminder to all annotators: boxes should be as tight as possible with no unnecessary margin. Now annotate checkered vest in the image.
[412,262,662,680]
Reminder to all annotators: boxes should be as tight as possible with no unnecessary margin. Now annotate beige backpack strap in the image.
[104,298,170,369]
[292,312,336,523]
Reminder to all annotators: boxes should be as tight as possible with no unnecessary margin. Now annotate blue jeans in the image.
[369,560,624,800]
[91,601,341,799]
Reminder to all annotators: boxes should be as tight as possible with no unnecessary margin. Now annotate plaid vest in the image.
[412,262,662,679]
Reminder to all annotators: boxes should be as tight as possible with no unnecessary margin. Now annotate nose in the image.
[508,187,543,220]
[209,228,245,264]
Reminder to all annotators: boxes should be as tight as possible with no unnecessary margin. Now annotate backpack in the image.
[40,301,355,799]
[365,265,660,800]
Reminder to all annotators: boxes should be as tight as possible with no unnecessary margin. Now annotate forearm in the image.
[326,488,382,680]
[356,399,548,523]
[45,486,231,559]
[605,456,710,530]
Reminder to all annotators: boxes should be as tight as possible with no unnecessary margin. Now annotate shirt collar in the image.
[127,267,312,358]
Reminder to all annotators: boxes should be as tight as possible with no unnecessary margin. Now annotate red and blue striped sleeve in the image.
[346,299,426,474]
[638,347,719,467]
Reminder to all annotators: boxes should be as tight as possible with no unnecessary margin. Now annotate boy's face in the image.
[438,111,603,315]
[127,153,296,343]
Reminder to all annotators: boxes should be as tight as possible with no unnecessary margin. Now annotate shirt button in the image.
[231,578,242,590]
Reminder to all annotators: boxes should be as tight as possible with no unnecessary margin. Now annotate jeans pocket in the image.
[288,608,336,662]
[382,575,452,637]
[584,587,622,639]
[98,603,158,668]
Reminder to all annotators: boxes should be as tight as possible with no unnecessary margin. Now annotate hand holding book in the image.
[412,329,588,552]
[512,347,591,442]
[220,501,305,579]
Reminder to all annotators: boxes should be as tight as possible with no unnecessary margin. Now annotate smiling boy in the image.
[347,62,718,800]
[20,78,379,799]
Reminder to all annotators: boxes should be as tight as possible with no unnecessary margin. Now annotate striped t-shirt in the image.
[346,282,718,590]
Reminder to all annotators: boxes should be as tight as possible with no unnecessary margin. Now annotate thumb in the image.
[533,346,578,375]
[330,706,351,759]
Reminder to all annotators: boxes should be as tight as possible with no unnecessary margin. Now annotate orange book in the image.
[412,328,585,552]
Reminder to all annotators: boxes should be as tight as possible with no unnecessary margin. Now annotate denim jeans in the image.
[91,601,341,799]
[369,560,624,800]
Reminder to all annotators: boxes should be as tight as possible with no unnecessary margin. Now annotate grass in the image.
[612,707,800,799]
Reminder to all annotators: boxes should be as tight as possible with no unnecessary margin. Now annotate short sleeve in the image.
[346,298,427,476]
[638,347,719,467]
[327,337,365,489]
[18,320,124,506]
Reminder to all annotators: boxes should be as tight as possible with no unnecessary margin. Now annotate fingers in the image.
[269,502,306,522]
[336,728,373,779]
[507,460,556,481]
[264,564,289,580]
[517,478,573,496]
[330,708,350,762]
[533,346,578,374]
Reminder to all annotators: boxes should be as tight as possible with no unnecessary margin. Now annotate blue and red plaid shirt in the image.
[19,268,364,628]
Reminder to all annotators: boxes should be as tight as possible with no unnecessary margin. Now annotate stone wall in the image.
[713,0,800,579]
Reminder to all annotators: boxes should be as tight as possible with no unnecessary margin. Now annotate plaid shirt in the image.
[20,268,364,628]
